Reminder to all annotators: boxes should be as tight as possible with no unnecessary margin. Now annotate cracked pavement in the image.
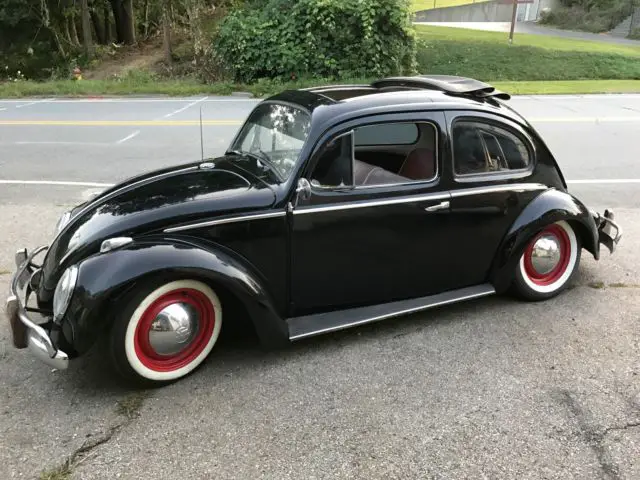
[1,95,639,479]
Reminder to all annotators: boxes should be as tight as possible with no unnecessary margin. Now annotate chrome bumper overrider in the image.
[594,209,623,254]
[5,246,69,370]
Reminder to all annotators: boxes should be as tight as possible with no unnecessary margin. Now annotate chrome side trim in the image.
[450,183,547,198]
[288,284,496,341]
[164,211,286,233]
[293,192,450,215]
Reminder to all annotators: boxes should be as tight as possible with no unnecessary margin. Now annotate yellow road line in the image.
[0,120,243,126]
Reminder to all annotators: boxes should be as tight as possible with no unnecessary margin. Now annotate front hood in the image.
[40,157,276,293]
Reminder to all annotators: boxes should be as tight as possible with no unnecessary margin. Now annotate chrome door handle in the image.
[424,201,450,212]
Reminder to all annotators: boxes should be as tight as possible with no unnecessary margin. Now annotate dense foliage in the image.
[539,0,636,33]
[213,0,417,83]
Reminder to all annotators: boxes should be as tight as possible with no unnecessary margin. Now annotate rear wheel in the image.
[110,278,222,387]
[512,220,581,301]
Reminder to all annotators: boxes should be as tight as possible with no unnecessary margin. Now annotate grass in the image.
[115,391,149,420]
[39,462,73,480]
[411,0,486,11]
[1,78,640,99]
[415,25,640,82]
[415,25,640,56]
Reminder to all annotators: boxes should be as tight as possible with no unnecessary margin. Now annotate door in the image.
[445,111,545,287]
[289,113,455,316]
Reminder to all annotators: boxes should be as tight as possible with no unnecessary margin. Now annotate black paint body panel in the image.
[32,86,605,354]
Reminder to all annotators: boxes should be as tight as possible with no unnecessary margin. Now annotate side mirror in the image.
[296,178,312,202]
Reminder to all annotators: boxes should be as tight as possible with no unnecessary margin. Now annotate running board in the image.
[287,284,495,341]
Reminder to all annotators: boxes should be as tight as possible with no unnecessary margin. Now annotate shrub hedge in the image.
[213,0,417,82]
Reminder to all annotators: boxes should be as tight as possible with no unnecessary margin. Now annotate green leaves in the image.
[213,0,417,82]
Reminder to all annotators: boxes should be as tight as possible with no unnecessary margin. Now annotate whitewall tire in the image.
[110,278,222,386]
[513,220,581,301]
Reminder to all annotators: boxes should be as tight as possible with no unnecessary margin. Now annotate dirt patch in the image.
[82,38,166,81]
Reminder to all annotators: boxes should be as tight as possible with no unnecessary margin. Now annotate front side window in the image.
[310,121,438,188]
[230,102,311,181]
[452,120,531,176]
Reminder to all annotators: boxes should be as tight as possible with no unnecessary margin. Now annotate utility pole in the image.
[509,0,518,44]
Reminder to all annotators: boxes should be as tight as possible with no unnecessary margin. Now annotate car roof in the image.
[264,75,529,131]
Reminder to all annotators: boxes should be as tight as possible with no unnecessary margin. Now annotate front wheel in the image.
[512,220,581,301]
[109,278,222,387]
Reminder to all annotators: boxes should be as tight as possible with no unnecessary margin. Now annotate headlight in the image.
[53,265,78,322]
[54,211,71,235]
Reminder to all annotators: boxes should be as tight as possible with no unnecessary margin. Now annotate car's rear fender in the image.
[489,188,599,292]
[63,236,289,355]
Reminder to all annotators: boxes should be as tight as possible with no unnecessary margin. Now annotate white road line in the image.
[2,179,640,188]
[567,179,640,184]
[0,180,113,187]
[0,107,6,111]
[530,116,640,123]
[161,96,209,118]
[0,98,258,103]
[15,98,54,109]
[12,141,112,146]
[116,130,141,144]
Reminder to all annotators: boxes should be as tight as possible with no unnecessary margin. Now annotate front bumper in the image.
[5,246,69,370]
[593,209,623,254]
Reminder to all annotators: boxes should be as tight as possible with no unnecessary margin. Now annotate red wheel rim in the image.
[523,224,571,286]
[134,288,215,372]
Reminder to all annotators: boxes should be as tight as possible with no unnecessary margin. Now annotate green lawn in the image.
[415,25,640,82]
[415,25,640,56]
[411,0,484,11]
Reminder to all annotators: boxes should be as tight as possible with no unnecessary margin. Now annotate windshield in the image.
[229,102,311,181]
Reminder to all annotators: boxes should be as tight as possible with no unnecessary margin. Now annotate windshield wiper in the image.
[227,149,284,182]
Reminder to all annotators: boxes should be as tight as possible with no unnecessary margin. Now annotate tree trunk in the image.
[80,0,94,55]
[122,0,136,44]
[110,0,125,43]
[162,0,172,66]
[91,9,106,44]
[69,15,80,46]
[143,0,150,38]
[104,4,112,43]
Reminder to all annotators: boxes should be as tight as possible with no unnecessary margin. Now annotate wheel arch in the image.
[488,188,599,293]
[63,237,289,355]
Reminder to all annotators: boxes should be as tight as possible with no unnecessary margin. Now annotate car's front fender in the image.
[63,237,289,355]
[489,188,599,292]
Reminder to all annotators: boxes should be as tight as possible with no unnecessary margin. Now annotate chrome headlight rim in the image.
[53,265,78,323]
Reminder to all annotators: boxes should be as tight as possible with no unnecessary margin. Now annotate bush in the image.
[212,0,417,82]
[538,0,634,33]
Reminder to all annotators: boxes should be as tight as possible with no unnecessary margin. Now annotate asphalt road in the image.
[0,95,639,479]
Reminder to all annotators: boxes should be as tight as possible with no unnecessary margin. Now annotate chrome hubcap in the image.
[530,234,562,275]
[148,303,200,356]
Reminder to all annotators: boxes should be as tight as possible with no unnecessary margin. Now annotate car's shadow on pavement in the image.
[60,266,597,395]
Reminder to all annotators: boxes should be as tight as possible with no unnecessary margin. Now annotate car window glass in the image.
[310,134,354,188]
[231,102,310,180]
[353,121,437,187]
[354,123,419,146]
[453,121,530,175]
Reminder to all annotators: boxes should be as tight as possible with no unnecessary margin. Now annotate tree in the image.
[162,0,173,66]
[110,0,135,45]
[80,0,94,55]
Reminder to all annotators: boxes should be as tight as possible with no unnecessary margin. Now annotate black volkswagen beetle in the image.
[6,75,622,387]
